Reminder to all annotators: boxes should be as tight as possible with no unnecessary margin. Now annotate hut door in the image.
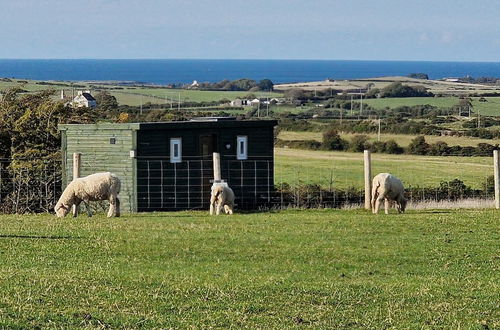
[199,134,218,158]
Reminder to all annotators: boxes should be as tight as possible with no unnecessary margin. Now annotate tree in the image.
[95,90,118,111]
[407,73,429,80]
[258,79,274,91]
[322,129,348,151]
[407,136,430,155]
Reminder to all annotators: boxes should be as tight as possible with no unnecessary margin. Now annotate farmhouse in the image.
[58,118,277,212]
[71,91,97,108]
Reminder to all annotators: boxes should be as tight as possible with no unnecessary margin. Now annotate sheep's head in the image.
[54,203,70,217]
[399,198,407,213]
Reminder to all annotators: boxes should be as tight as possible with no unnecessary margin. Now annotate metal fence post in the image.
[364,150,372,210]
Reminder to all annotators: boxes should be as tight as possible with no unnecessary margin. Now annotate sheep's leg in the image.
[84,201,93,217]
[216,202,222,215]
[374,197,384,214]
[224,204,233,215]
[371,190,378,214]
[210,195,216,215]
[107,195,117,218]
[115,198,120,217]
[384,199,390,215]
[73,200,81,218]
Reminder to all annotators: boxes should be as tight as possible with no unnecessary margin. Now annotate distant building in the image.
[188,80,200,89]
[72,91,97,108]
[230,98,251,107]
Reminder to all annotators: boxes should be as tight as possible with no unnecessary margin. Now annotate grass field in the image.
[279,130,500,147]
[0,79,283,106]
[0,209,497,328]
[360,96,500,116]
[274,148,493,189]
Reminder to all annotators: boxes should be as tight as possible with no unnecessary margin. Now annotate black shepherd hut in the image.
[59,118,277,212]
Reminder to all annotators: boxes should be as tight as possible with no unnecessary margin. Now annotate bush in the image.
[384,140,404,154]
[349,135,371,152]
[322,130,348,151]
[274,139,322,150]
[407,136,430,155]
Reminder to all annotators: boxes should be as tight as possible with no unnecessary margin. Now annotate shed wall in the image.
[62,128,136,212]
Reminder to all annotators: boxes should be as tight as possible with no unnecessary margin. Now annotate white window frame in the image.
[170,138,182,163]
[237,135,248,160]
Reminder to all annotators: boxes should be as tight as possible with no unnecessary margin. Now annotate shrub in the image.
[384,140,404,154]
[322,130,348,151]
[428,141,449,156]
[408,136,430,155]
[349,135,371,152]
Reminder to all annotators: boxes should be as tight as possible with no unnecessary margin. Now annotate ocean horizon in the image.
[1,59,500,85]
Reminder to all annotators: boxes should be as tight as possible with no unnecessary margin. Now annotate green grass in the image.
[279,131,500,147]
[0,79,283,106]
[275,148,493,189]
[0,209,497,328]
[360,96,500,116]
[110,88,282,105]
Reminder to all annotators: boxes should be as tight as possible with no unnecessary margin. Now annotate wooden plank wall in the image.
[63,128,136,212]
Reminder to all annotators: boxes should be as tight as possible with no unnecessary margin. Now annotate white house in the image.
[71,91,97,108]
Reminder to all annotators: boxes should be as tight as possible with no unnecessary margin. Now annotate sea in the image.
[1,59,500,85]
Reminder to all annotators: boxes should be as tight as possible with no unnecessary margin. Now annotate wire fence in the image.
[0,150,497,214]
[0,158,62,214]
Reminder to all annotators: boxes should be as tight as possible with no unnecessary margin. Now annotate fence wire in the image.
[0,159,62,214]
[0,151,496,214]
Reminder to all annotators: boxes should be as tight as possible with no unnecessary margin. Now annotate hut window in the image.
[170,138,182,163]
[237,136,247,160]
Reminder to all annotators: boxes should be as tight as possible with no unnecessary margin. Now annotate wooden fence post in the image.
[213,152,221,182]
[364,150,372,210]
[494,150,499,209]
[72,152,81,216]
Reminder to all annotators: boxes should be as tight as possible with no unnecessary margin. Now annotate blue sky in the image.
[1,0,499,61]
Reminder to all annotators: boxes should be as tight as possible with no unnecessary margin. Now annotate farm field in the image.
[278,131,500,147]
[274,148,493,189]
[0,79,283,106]
[359,96,500,116]
[0,209,497,328]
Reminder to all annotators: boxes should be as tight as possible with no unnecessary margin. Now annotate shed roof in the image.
[58,119,277,131]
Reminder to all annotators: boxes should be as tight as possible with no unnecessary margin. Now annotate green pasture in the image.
[360,96,500,116]
[0,209,497,328]
[110,88,282,106]
[275,148,493,189]
[0,79,283,106]
[279,131,500,147]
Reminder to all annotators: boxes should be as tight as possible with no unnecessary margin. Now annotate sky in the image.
[1,0,499,61]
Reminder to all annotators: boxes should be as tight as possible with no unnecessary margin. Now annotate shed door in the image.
[199,134,218,158]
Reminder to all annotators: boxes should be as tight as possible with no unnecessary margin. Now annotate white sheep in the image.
[371,173,407,214]
[210,183,235,215]
[54,172,121,218]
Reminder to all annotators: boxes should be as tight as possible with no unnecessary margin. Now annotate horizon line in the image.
[0,58,500,63]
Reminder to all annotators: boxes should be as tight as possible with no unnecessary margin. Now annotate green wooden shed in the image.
[59,118,277,212]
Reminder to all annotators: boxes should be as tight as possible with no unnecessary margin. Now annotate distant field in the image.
[274,148,493,189]
[360,96,500,116]
[0,209,497,328]
[279,131,500,147]
[0,79,283,106]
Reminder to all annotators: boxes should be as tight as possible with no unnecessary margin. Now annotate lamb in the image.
[371,173,407,214]
[210,183,235,215]
[54,172,121,218]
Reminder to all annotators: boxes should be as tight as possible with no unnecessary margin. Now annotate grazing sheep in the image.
[54,172,121,218]
[210,183,235,215]
[371,173,407,214]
